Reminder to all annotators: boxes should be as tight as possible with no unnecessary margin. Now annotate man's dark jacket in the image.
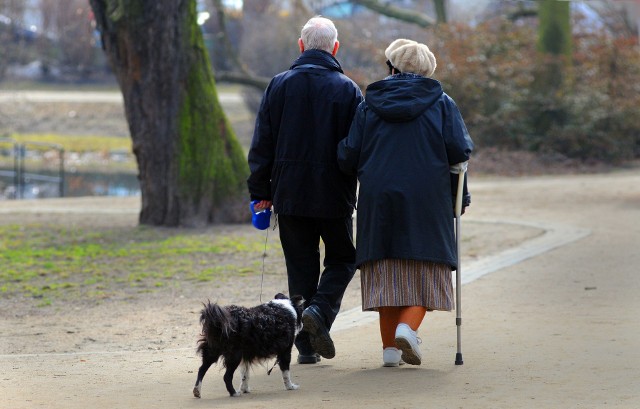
[247,49,363,218]
[337,75,474,269]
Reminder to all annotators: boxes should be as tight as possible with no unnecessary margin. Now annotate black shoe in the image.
[302,305,335,359]
[295,332,320,364]
[297,353,321,364]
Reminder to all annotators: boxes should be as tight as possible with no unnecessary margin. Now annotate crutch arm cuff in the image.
[450,161,468,174]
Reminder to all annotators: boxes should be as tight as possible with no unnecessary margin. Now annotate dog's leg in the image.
[239,362,251,394]
[193,344,217,398]
[223,354,242,397]
[278,350,299,390]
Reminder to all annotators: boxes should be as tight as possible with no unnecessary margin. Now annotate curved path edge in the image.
[332,219,591,332]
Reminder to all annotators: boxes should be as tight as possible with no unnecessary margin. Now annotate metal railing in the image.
[0,136,65,199]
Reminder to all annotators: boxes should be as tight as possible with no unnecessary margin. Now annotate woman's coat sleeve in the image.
[442,95,474,208]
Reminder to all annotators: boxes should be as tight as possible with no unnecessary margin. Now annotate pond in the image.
[0,169,140,199]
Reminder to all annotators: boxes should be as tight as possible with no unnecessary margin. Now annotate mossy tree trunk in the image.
[529,0,573,151]
[89,0,249,227]
[433,0,447,24]
[537,0,571,57]
[534,0,572,89]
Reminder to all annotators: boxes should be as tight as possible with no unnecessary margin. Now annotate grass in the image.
[0,81,244,94]
[0,81,121,92]
[0,223,280,305]
[6,133,131,153]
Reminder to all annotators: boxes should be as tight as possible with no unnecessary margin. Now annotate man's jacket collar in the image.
[290,49,343,73]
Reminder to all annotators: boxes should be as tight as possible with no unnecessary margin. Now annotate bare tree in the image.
[89,0,248,227]
[0,0,27,79]
[209,0,269,90]
[40,0,96,78]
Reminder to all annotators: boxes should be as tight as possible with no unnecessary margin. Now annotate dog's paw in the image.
[193,386,201,398]
[285,382,299,390]
[240,385,251,394]
[231,392,242,397]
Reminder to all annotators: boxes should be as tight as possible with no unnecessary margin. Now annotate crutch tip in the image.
[455,353,464,365]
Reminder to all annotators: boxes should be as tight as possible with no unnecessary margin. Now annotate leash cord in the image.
[267,358,279,375]
[259,228,268,303]
[259,214,277,304]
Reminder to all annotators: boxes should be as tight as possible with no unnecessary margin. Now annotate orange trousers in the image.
[378,306,427,348]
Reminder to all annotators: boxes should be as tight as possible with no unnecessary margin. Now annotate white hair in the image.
[300,16,338,54]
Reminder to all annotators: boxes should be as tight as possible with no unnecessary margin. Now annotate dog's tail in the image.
[197,301,235,355]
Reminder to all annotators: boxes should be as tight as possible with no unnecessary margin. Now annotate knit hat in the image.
[385,39,437,77]
[384,39,417,61]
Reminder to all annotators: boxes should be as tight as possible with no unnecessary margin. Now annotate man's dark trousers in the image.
[277,214,356,330]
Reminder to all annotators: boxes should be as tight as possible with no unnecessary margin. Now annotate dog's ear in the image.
[291,295,305,306]
[274,293,288,300]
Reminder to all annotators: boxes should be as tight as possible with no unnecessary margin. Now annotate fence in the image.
[0,136,65,199]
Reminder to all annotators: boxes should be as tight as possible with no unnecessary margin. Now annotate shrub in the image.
[431,18,640,164]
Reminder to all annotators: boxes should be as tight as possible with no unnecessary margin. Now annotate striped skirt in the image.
[360,259,453,312]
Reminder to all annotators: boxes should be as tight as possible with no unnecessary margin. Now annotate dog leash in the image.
[259,228,268,303]
[256,215,281,377]
[259,215,277,303]
[267,359,279,375]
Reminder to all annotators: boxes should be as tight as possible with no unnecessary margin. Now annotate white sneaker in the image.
[382,347,405,367]
[394,323,422,365]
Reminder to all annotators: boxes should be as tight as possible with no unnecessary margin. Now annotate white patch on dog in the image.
[271,299,303,335]
[270,299,296,318]
[240,362,251,393]
[282,370,299,390]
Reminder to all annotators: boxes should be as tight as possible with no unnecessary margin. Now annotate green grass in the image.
[0,81,244,94]
[7,133,131,153]
[0,81,121,92]
[0,223,279,304]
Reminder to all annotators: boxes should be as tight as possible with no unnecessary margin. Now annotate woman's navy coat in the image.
[337,76,474,269]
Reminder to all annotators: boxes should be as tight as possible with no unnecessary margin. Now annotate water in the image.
[0,170,140,199]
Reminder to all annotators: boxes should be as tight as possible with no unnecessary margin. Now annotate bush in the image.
[431,18,640,164]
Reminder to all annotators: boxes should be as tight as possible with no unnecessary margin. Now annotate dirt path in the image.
[1,171,639,408]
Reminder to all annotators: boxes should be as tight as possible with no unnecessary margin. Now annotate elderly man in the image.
[247,17,363,364]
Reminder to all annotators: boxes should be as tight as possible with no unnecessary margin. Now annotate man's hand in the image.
[253,200,272,210]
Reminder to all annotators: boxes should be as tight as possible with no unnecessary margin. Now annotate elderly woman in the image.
[337,39,474,367]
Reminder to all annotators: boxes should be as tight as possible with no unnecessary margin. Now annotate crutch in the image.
[452,161,468,366]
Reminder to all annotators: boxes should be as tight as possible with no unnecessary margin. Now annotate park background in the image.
[1,0,639,330]
[1,1,639,199]
[1,2,639,408]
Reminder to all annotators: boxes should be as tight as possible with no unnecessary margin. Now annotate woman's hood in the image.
[365,77,443,122]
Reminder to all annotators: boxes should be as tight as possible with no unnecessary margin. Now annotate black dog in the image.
[193,293,305,398]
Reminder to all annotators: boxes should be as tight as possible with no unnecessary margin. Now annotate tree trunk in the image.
[529,0,573,151]
[433,0,447,24]
[537,0,571,56]
[89,0,249,227]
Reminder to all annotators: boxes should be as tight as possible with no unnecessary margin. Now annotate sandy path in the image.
[1,171,639,408]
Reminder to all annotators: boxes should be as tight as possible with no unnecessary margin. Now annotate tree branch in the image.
[351,0,436,28]
[215,71,269,91]
[210,0,252,76]
[208,0,270,91]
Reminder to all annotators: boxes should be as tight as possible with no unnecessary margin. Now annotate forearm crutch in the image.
[452,162,468,366]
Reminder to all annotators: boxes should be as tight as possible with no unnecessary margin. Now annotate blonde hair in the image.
[300,16,338,54]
